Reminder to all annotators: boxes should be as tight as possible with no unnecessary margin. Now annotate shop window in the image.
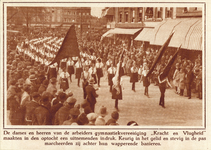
[157,7,162,19]
[166,7,172,18]
[125,12,128,22]
[145,7,153,19]
[119,12,122,22]
[138,8,142,22]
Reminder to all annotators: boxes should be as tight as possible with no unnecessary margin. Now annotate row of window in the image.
[63,18,90,23]
[118,7,173,23]
[63,11,90,16]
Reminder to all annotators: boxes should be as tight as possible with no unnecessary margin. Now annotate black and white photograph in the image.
[1,1,210,149]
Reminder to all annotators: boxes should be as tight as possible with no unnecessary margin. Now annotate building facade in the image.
[102,7,202,29]
[7,7,91,31]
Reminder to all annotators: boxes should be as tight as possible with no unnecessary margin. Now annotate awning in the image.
[134,28,154,42]
[136,18,202,51]
[101,28,142,40]
[109,28,142,35]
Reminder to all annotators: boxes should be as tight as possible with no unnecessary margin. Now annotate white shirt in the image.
[67,60,74,66]
[131,66,138,73]
[75,61,82,68]
[89,67,96,74]
[96,62,104,68]
[108,67,116,74]
[60,72,70,79]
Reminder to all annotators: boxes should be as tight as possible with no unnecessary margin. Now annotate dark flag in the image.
[112,49,125,94]
[49,25,80,65]
[159,45,181,81]
[146,31,175,77]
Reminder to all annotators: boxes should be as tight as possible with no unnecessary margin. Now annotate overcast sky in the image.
[91,7,104,18]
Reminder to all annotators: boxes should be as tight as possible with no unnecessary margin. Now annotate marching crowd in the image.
[6,28,202,125]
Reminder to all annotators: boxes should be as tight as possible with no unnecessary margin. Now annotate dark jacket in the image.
[186,70,194,84]
[50,102,63,123]
[54,104,74,125]
[32,105,51,125]
[25,100,40,121]
[38,84,47,95]
[9,98,25,125]
[85,85,98,105]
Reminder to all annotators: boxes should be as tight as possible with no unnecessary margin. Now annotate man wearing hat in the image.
[32,95,51,125]
[87,112,98,125]
[62,107,80,125]
[185,65,194,99]
[95,106,108,125]
[54,97,77,125]
[24,92,41,125]
[29,74,40,95]
[85,78,98,112]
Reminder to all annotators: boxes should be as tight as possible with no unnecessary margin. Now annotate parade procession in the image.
[6,7,203,126]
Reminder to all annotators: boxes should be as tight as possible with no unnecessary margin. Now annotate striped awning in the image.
[134,28,154,42]
[135,18,202,51]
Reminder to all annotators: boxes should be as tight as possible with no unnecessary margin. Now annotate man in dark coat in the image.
[53,97,76,125]
[32,95,51,125]
[24,92,41,125]
[85,78,98,112]
[185,65,195,99]
[50,92,67,124]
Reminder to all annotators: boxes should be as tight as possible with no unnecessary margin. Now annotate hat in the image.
[29,74,37,81]
[95,117,106,125]
[127,121,138,126]
[66,97,77,105]
[77,113,89,125]
[111,111,119,120]
[32,92,40,98]
[89,78,95,84]
[59,92,67,101]
[99,106,108,117]
[50,77,57,83]
[66,90,73,97]
[87,113,98,121]
[69,108,80,116]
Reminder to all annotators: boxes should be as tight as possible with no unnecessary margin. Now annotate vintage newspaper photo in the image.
[0,0,210,149]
